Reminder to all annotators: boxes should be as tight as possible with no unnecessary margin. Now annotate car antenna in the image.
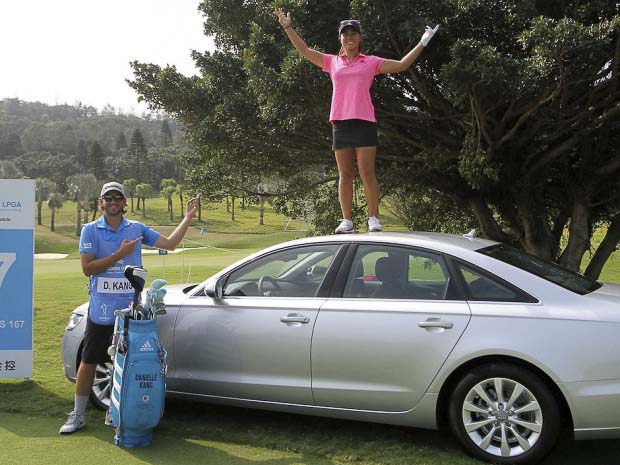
[463,228,477,238]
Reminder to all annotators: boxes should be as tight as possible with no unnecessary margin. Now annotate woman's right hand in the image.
[275,7,292,29]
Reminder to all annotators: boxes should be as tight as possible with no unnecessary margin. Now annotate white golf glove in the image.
[420,24,440,47]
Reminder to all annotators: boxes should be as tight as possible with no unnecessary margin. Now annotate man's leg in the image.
[59,362,95,434]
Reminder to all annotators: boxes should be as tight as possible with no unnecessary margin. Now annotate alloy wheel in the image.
[461,376,543,458]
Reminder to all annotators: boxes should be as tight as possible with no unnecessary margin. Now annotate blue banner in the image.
[0,179,34,378]
[0,230,34,349]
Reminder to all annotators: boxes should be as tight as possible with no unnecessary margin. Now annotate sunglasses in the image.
[101,195,124,202]
[340,19,360,25]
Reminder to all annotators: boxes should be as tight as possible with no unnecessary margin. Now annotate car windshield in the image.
[477,244,602,295]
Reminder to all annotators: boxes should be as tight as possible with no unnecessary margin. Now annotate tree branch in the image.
[527,101,620,174]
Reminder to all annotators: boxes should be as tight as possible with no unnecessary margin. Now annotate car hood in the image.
[162,283,198,304]
[72,283,199,316]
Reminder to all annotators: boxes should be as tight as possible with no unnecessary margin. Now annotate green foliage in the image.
[0,160,22,178]
[128,0,620,275]
[128,128,147,182]
[0,98,186,190]
[46,192,64,232]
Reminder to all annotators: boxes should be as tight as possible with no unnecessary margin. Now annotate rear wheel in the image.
[448,363,561,464]
[90,361,112,410]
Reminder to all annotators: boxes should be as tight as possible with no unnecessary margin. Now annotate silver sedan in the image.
[62,232,620,464]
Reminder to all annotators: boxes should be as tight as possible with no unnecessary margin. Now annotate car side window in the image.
[222,245,340,298]
[342,245,451,300]
[455,261,536,302]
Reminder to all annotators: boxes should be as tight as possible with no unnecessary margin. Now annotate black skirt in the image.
[332,119,378,150]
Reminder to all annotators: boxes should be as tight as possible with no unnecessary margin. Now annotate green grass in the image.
[2,202,620,464]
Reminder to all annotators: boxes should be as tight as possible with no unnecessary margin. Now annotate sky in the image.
[0,1,214,114]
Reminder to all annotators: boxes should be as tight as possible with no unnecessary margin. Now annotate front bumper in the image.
[61,308,87,382]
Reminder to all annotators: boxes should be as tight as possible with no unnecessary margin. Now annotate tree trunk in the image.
[226,195,230,213]
[550,210,569,259]
[180,192,184,217]
[37,201,42,226]
[142,198,146,217]
[76,205,82,236]
[259,196,265,225]
[467,196,507,242]
[130,195,134,212]
[169,198,173,221]
[51,209,56,232]
[585,214,620,279]
[516,195,555,261]
[559,197,590,271]
[231,195,236,221]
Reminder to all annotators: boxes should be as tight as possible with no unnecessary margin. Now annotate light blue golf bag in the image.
[111,317,166,447]
[109,271,167,448]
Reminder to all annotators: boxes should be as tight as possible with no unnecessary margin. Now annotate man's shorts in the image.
[81,316,114,364]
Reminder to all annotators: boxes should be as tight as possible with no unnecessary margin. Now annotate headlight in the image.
[65,313,85,331]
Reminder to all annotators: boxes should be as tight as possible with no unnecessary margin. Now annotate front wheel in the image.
[448,363,561,464]
[90,361,113,410]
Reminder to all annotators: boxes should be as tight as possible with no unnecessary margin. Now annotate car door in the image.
[311,244,471,412]
[170,243,343,405]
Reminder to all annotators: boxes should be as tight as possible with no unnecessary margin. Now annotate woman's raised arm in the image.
[275,8,324,68]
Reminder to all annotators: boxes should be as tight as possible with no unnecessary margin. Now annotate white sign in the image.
[0,179,35,378]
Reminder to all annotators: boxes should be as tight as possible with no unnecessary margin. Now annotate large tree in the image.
[129,0,620,277]
[128,128,148,182]
[35,177,57,226]
[67,173,98,235]
[47,192,64,232]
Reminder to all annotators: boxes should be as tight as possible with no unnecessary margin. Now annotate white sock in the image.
[74,394,89,415]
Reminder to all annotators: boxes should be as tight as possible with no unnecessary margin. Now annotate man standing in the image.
[59,181,199,434]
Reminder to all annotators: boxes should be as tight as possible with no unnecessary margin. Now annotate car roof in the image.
[280,231,499,255]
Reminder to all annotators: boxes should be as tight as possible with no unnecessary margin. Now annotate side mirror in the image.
[204,279,223,299]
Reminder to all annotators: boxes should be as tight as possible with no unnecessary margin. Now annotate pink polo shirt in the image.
[322,53,385,123]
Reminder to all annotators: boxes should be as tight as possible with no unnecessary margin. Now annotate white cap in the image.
[100,181,125,197]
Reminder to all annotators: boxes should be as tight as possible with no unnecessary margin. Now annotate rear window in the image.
[477,244,602,295]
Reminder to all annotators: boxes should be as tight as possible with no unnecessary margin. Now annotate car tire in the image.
[448,363,561,464]
[90,361,113,410]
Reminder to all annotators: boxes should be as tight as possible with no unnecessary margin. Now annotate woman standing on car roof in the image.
[275,8,439,234]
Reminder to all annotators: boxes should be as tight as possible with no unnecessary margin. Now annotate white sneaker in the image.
[335,219,354,234]
[59,411,86,434]
[105,407,113,426]
[368,216,383,232]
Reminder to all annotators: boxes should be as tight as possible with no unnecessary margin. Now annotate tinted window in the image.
[477,244,602,295]
[223,245,340,298]
[343,245,454,300]
[454,261,535,302]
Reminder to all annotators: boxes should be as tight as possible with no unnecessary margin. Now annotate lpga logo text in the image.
[0,200,22,211]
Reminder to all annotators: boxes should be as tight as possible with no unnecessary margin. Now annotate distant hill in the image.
[0,98,188,192]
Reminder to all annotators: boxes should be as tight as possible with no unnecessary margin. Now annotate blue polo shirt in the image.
[79,216,160,324]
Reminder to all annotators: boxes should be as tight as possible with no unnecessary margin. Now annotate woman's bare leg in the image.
[356,146,379,217]
[335,149,356,219]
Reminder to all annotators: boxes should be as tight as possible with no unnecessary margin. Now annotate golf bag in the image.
[111,317,166,447]
[109,266,167,448]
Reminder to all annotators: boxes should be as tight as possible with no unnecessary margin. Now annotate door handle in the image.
[280,314,310,324]
[418,319,454,329]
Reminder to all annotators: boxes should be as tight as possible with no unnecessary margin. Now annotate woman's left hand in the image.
[420,24,440,46]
